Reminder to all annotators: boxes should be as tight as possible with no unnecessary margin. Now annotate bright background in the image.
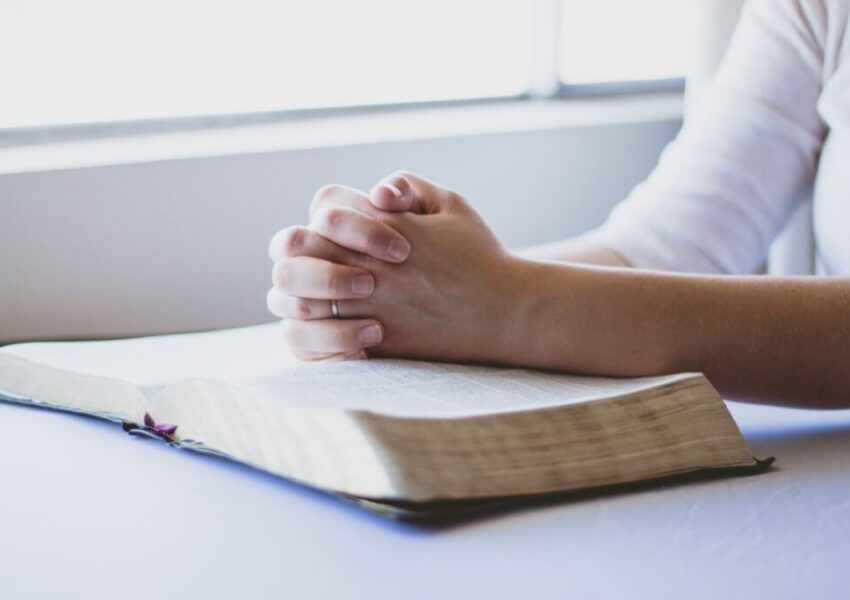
[560,0,690,83]
[0,0,691,129]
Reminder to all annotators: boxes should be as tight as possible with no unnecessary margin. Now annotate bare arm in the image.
[269,175,850,409]
[501,260,850,408]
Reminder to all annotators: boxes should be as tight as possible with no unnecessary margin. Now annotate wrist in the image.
[484,255,570,367]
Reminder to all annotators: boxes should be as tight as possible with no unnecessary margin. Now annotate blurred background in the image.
[1,0,756,343]
[1,0,691,128]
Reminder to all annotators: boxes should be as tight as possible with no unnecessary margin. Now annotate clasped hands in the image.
[267,172,524,364]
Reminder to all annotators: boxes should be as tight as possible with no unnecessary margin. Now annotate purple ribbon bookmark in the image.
[122,413,179,443]
[143,412,178,436]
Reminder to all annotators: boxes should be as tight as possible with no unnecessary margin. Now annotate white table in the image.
[1,398,848,599]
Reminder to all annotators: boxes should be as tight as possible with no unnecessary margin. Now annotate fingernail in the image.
[382,183,403,198]
[386,238,410,262]
[359,324,382,345]
[351,274,374,295]
[370,183,400,201]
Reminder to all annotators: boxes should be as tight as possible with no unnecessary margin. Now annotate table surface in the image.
[2,326,849,599]
[2,396,849,599]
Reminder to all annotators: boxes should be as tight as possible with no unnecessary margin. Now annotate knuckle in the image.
[446,190,466,209]
[310,184,339,213]
[292,297,312,320]
[321,206,345,233]
[280,226,306,255]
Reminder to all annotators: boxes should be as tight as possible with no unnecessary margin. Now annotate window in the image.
[0,0,692,132]
[0,0,530,130]
[560,0,692,85]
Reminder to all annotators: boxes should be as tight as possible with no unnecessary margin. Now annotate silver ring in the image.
[330,299,340,319]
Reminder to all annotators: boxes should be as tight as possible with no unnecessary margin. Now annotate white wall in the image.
[1,114,680,342]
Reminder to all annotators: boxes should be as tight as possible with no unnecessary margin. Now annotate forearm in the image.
[500,259,850,408]
[517,233,632,268]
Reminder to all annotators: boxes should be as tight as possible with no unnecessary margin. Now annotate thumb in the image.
[368,171,450,215]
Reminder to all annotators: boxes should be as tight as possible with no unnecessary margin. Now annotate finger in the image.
[290,345,335,361]
[272,256,375,299]
[369,175,416,212]
[285,318,383,354]
[268,288,325,320]
[309,184,377,219]
[277,320,366,362]
[325,350,368,361]
[311,206,410,263]
[266,288,372,321]
[290,345,367,362]
[369,171,450,215]
[269,225,358,263]
[306,183,412,262]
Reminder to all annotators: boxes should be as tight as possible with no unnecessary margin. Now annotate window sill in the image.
[0,93,682,176]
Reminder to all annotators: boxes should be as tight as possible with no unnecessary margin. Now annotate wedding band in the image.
[330,299,340,319]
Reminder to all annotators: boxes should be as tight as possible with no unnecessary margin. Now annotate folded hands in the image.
[268,172,524,363]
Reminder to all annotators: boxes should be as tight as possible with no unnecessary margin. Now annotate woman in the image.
[267,0,850,408]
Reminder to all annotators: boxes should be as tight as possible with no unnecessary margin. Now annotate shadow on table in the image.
[413,417,850,530]
[745,418,850,477]
[159,436,772,532]
[343,416,850,530]
[169,433,795,532]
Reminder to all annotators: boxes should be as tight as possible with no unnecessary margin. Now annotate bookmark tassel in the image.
[122,412,179,444]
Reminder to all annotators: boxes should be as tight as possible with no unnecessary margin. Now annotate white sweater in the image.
[594,0,850,275]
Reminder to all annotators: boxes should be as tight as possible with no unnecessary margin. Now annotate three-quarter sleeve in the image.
[591,0,829,274]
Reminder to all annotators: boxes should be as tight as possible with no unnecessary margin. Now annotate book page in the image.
[0,323,289,421]
[2,321,697,419]
[234,359,697,418]
[0,353,146,422]
[1,322,297,401]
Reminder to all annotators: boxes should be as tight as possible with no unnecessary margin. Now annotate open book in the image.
[0,323,766,519]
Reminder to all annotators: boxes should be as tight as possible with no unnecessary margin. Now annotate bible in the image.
[0,323,766,519]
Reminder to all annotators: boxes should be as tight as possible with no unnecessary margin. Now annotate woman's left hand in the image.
[268,172,524,363]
